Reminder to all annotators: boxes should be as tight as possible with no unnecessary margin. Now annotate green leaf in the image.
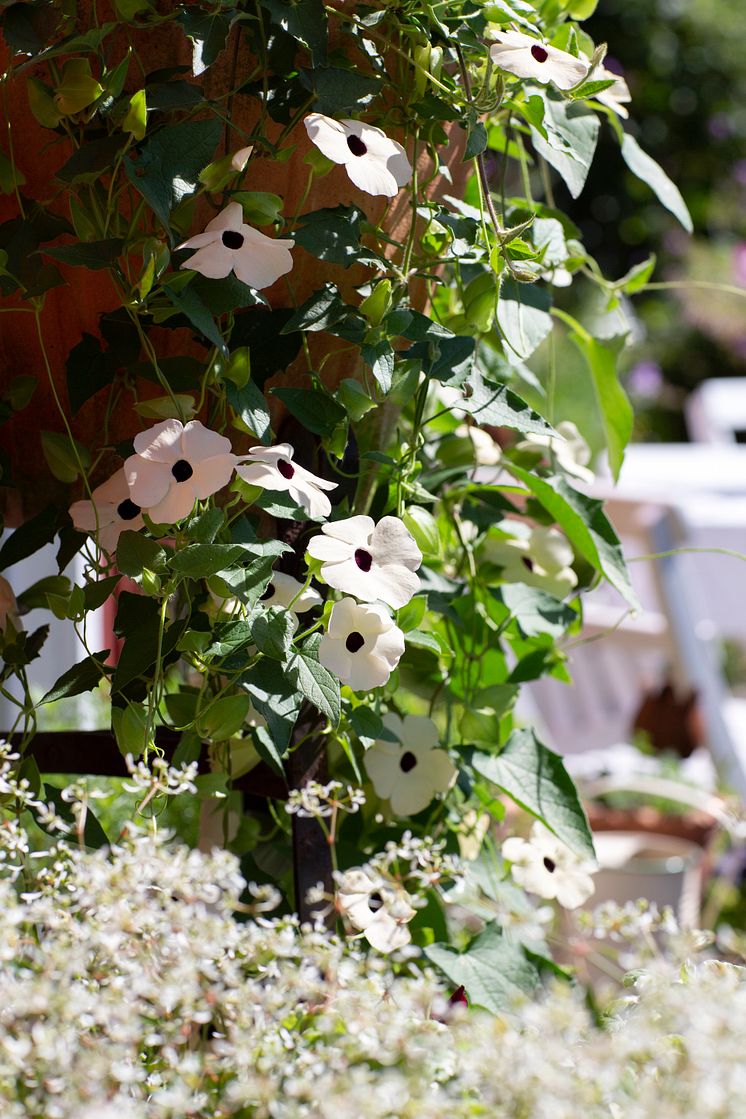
[57,135,126,184]
[619,132,693,232]
[65,333,115,415]
[499,584,576,638]
[226,378,271,443]
[262,0,327,64]
[251,607,294,661]
[163,283,227,353]
[171,543,246,579]
[507,464,639,609]
[15,575,70,613]
[230,191,284,226]
[124,118,222,232]
[425,922,540,1013]
[289,649,340,726]
[43,785,109,849]
[41,431,90,483]
[293,205,381,267]
[116,531,168,579]
[496,279,553,361]
[473,728,595,856]
[301,68,382,115]
[459,372,553,435]
[123,89,147,141]
[0,506,60,570]
[164,691,199,728]
[281,283,350,333]
[270,386,346,437]
[617,253,656,295]
[568,331,632,480]
[0,150,26,195]
[43,239,124,270]
[53,58,103,116]
[463,118,488,160]
[112,702,150,756]
[402,506,439,559]
[242,658,301,752]
[177,8,233,70]
[361,339,395,393]
[531,92,600,199]
[83,575,120,611]
[184,506,225,545]
[40,652,109,705]
[27,77,62,129]
[197,694,252,740]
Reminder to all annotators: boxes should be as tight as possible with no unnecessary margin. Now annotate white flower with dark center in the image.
[307,515,421,609]
[177,201,294,288]
[502,823,596,909]
[304,113,412,198]
[336,866,416,952]
[236,443,337,520]
[69,468,146,555]
[489,29,589,91]
[124,419,237,524]
[483,522,578,599]
[258,571,322,614]
[519,420,594,484]
[319,598,405,691]
[364,713,456,816]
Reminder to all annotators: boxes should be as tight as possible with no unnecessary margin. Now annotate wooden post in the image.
[285,702,334,928]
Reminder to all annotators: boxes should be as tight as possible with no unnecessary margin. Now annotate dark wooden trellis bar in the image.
[6,724,333,925]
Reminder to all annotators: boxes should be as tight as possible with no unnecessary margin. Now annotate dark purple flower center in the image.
[345,631,365,653]
[522,556,534,572]
[449,986,469,1008]
[543,857,556,873]
[171,459,194,483]
[222,229,245,250]
[531,44,549,63]
[368,890,384,912]
[260,582,276,602]
[277,459,295,480]
[346,133,367,157]
[116,498,141,521]
[354,548,373,572]
[400,751,417,773]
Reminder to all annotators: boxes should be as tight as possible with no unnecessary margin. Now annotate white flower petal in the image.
[204,201,245,233]
[364,914,411,952]
[181,241,236,279]
[146,482,199,524]
[181,420,233,462]
[233,238,294,290]
[304,113,353,164]
[124,456,172,510]
[132,418,184,462]
[345,155,400,198]
[190,455,237,500]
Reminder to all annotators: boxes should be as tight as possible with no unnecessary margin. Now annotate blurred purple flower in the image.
[732,160,746,188]
[733,243,746,287]
[627,360,664,399]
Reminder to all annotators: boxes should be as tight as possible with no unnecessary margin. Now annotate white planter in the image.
[592,831,705,927]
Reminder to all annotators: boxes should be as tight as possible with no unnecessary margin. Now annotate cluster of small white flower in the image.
[0,820,743,1118]
[285,779,366,818]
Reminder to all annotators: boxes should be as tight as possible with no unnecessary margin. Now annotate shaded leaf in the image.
[41,652,110,705]
[124,118,222,232]
[425,922,539,1013]
[473,728,594,856]
[620,132,692,233]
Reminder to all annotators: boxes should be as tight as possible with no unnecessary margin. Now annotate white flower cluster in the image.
[286,779,366,818]
[0,821,743,1117]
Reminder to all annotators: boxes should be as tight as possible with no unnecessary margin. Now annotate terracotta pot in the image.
[0,8,468,520]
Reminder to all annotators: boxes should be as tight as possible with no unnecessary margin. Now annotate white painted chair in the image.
[525,494,746,800]
[0,538,106,732]
[686,378,746,445]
